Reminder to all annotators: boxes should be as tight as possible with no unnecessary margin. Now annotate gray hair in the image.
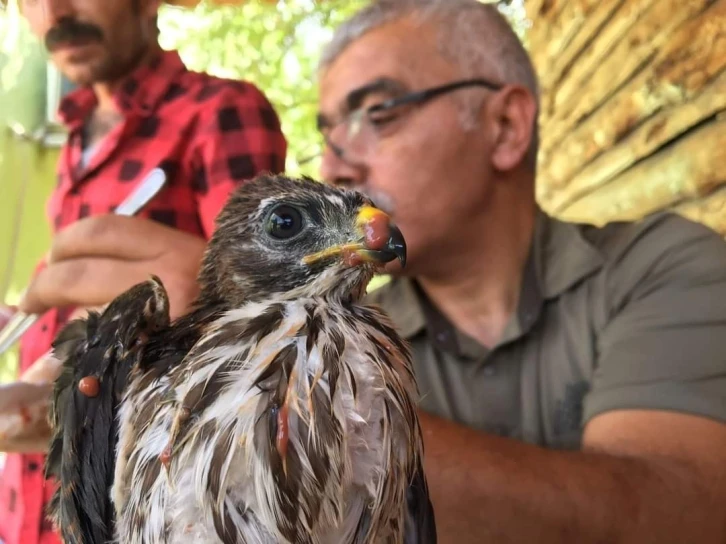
[319,0,540,167]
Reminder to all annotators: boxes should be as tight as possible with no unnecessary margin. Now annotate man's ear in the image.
[487,85,538,173]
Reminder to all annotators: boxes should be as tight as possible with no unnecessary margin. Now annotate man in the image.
[316,0,726,542]
[0,0,286,542]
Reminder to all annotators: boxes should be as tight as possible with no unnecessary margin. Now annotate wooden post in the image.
[525,0,726,237]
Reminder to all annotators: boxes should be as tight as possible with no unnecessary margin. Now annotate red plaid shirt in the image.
[0,49,286,544]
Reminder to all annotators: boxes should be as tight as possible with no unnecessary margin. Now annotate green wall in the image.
[0,9,58,381]
[0,133,58,382]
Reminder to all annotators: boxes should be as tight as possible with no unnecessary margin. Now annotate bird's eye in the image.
[266,205,304,239]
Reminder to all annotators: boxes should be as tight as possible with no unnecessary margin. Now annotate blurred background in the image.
[0,0,724,384]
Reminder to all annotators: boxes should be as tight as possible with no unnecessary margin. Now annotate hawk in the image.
[45,174,437,544]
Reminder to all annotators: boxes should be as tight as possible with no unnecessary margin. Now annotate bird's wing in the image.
[404,460,438,544]
[45,277,170,544]
[45,316,93,544]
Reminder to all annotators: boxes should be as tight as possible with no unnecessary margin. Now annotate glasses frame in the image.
[321,77,505,161]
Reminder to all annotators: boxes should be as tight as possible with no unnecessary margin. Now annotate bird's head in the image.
[198,174,406,306]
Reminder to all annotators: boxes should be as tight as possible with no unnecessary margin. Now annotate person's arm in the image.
[18,216,207,319]
[422,410,726,543]
[421,216,726,543]
[1,221,207,454]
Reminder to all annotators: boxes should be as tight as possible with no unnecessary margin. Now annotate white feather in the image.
[113,297,421,543]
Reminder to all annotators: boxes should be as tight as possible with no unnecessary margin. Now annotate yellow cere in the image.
[355,205,385,227]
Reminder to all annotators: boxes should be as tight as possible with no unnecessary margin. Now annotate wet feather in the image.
[45,175,436,544]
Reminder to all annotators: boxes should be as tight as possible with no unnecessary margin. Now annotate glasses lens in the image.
[326,109,376,164]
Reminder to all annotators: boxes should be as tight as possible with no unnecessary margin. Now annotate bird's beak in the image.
[352,206,407,267]
[302,205,407,268]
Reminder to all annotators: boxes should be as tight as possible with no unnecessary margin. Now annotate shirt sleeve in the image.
[583,214,726,425]
[190,81,287,238]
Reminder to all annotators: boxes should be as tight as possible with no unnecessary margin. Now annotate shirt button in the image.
[483,366,496,376]
[27,461,39,472]
[436,332,448,343]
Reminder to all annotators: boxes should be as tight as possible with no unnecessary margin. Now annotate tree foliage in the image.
[159,0,368,177]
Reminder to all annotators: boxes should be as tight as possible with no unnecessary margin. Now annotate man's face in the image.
[22,0,159,86]
[318,17,499,277]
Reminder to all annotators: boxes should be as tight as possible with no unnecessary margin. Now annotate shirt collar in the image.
[533,207,605,300]
[373,208,605,357]
[373,276,427,339]
[58,49,187,129]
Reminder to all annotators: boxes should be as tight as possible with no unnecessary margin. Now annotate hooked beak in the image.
[302,205,407,268]
[352,206,407,267]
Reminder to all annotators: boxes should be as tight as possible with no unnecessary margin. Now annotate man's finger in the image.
[0,304,16,329]
[49,215,175,263]
[19,258,154,314]
[0,382,52,413]
[0,385,52,453]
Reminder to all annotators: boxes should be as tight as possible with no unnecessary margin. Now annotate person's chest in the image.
[48,105,204,236]
[410,290,600,450]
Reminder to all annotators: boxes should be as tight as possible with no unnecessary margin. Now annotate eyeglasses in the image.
[317,78,504,165]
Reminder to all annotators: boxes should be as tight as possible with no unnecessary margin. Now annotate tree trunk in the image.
[525,0,726,237]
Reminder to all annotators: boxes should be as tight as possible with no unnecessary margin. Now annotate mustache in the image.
[44,18,104,51]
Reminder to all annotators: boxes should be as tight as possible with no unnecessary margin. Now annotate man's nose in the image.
[319,144,365,188]
[32,0,75,26]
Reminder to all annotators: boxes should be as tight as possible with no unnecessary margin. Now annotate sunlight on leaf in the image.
[159,0,371,176]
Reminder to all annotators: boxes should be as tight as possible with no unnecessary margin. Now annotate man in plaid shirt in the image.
[0,1,287,543]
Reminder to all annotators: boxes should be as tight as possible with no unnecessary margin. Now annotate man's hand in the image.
[0,381,52,453]
[0,304,15,329]
[18,215,207,320]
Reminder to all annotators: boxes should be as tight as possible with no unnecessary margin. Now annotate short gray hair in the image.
[319,0,540,166]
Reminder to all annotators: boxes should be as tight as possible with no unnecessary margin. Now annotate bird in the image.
[44,173,437,544]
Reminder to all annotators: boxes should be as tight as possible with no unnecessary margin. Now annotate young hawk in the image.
[45,174,437,544]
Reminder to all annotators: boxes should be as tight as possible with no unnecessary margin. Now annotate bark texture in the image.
[526,0,726,236]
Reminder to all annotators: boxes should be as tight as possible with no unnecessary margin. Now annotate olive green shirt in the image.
[364,210,726,449]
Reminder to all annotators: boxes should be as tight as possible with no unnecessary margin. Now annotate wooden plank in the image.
[532,0,597,72]
[542,0,713,160]
[542,71,726,212]
[554,116,726,224]
[536,3,726,193]
[551,0,700,114]
[527,0,626,119]
[537,0,623,101]
[522,0,554,70]
[523,0,547,19]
